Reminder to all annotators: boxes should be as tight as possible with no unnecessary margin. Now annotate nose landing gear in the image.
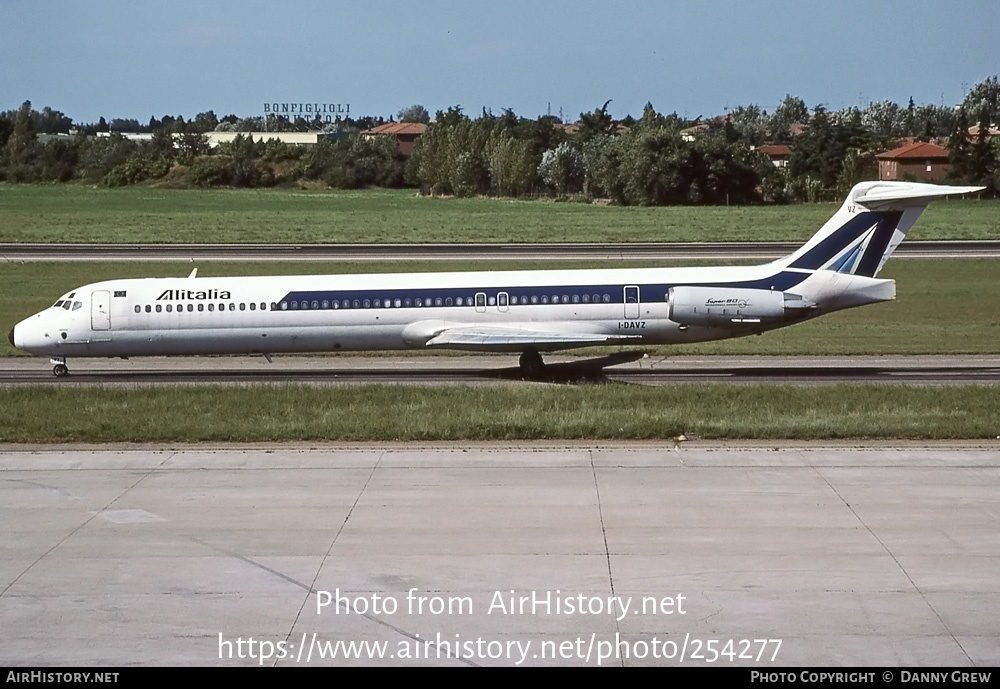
[50,357,69,378]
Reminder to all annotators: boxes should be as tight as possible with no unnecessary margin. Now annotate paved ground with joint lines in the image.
[1,443,998,667]
[4,354,1000,387]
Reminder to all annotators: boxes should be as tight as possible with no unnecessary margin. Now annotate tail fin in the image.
[777,181,983,278]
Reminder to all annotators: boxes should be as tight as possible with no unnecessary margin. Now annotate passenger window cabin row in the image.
[132,292,617,314]
[275,292,616,311]
[135,302,270,314]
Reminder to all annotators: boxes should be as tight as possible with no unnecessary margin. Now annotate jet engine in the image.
[668,286,814,327]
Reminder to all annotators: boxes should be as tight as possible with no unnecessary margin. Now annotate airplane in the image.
[8,181,983,378]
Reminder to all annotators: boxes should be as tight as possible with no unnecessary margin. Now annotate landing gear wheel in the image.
[52,363,69,378]
[519,350,545,377]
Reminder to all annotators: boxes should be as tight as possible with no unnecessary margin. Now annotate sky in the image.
[3,0,999,125]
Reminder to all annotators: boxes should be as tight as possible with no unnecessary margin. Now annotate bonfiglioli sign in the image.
[263,102,350,121]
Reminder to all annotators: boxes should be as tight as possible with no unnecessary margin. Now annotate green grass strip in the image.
[1,186,997,243]
[1,384,997,443]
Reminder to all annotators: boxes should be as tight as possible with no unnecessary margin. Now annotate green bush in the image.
[188,157,231,187]
[103,158,170,187]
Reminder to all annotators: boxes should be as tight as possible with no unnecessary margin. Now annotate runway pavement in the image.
[3,354,1000,386]
[1,443,998,666]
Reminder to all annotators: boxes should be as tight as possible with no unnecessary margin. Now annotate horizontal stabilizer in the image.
[779,181,984,278]
[852,182,984,209]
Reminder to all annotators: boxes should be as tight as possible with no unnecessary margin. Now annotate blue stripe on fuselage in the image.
[276,271,811,310]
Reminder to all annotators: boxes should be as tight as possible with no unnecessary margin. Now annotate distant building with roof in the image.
[96,131,154,143]
[679,123,710,142]
[876,141,950,181]
[789,122,810,138]
[202,131,339,148]
[556,121,629,136]
[361,122,426,156]
[968,123,1000,140]
[756,144,792,168]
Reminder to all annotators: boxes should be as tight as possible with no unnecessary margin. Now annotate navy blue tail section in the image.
[787,211,903,277]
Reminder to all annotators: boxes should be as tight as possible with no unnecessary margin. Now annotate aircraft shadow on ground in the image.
[482,351,647,385]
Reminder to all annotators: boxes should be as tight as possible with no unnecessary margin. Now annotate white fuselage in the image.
[12,181,980,370]
[9,261,894,360]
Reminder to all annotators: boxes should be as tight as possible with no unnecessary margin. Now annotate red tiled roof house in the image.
[757,144,792,168]
[876,141,950,181]
[361,122,427,156]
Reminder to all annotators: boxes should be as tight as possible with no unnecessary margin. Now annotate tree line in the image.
[1,77,997,202]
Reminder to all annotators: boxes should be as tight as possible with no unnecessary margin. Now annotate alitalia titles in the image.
[158,289,232,301]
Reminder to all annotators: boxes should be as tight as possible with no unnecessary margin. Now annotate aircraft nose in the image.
[8,318,54,355]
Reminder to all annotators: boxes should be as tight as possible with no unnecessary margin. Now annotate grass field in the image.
[3,187,994,445]
[1,383,997,442]
[2,259,998,357]
[1,185,997,244]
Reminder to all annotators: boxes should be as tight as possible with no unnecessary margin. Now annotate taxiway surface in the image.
[1,443,998,666]
[3,354,999,386]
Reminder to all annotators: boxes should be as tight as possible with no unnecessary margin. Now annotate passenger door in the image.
[91,290,111,330]
[624,285,640,319]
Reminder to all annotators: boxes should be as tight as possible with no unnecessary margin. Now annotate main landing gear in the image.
[50,357,69,378]
[518,349,546,377]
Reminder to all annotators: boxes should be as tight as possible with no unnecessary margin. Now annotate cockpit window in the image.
[71,301,82,311]
[62,302,72,310]
[53,300,64,308]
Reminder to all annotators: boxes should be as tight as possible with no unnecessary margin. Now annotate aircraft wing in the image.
[422,325,640,350]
